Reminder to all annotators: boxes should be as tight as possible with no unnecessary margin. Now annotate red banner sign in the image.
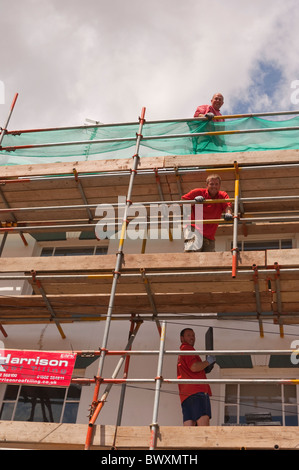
[0,349,77,387]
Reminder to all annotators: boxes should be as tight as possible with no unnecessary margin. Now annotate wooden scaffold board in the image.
[0,250,297,327]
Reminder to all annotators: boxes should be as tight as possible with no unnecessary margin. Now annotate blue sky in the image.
[232,61,285,115]
[0,0,299,129]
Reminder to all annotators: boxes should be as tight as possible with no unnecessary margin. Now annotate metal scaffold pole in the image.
[84,107,146,450]
[232,162,240,278]
[84,319,143,450]
[0,93,18,147]
[115,315,140,428]
[149,321,166,450]
[2,108,299,138]
[3,120,299,153]
[0,93,18,339]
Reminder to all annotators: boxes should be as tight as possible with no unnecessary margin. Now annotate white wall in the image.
[0,233,36,296]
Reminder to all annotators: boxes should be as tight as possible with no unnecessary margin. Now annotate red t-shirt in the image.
[177,342,212,404]
[182,188,232,240]
[194,104,224,122]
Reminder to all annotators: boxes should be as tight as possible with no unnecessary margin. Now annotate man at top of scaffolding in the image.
[194,93,225,122]
[177,328,215,426]
[182,173,233,252]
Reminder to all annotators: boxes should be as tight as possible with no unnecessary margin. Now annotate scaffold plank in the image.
[163,148,299,169]
[0,152,298,230]
[0,150,298,328]
[0,421,298,450]
[0,250,297,325]
[0,251,267,272]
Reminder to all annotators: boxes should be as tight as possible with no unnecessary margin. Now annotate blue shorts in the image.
[181,392,211,422]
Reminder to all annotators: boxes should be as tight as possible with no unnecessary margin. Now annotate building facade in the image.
[0,111,298,448]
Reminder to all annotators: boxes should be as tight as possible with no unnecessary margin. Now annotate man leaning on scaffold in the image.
[182,174,233,252]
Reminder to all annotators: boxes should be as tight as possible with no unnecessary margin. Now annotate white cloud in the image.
[0,0,299,130]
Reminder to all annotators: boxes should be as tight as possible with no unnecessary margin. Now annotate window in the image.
[234,239,292,252]
[224,383,298,426]
[0,384,81,423]
[40,246,108,257]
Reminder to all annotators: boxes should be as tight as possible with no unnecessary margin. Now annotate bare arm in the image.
[190,360,210,372]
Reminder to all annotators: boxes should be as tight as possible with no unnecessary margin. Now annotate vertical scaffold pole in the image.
[97,106,145,374]
[116,315,141,427]
[84,320,142,450]
[149,320,166,450]
[0,93,18,338]
[0,93,18,147]
[252,264,264,338]
[274,262,284,338]
[84,107,146,450]
[232,161,240,278]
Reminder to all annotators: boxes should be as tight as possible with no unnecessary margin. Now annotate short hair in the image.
[206,174,221,184]
[180,328,194,338]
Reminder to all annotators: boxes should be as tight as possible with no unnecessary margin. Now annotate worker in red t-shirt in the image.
[177,328,216,426]
[182,174,233,252]
[194,93,225,122]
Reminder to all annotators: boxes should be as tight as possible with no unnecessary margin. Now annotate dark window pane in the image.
[284,385,297,404]
[244,241,278,251]
[62,403,79,423]
[281,240,293,249]
[240,384,282,424]
[54,248,94,256]
[285,406,298,426]
[40,248,54,257]
[0,402,14,420]
[0,385,81,424]
[66,384,81,401]
[225,384,238,403]
[95,246,108,255]
[224,405,237,424]
[3,385,19,400]
[14,386,65,423]
[235,240,292,252]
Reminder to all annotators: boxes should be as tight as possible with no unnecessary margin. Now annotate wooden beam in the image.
[0,250,268,273]
[0,148,298,179]
[0,250,297,323]
[0,422,298,450]
[0,248,296,275]
[0,156,166,179]
[164,148,299,169]
[0,151,299,230]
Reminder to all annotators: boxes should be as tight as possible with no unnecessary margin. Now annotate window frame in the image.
[39,244,108,257]
[223,382,299,426]
[0,383,82,424]
[230,238,293,252]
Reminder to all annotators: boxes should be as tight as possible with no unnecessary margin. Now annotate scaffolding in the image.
[0,100,299,449]
[71,325,299,449]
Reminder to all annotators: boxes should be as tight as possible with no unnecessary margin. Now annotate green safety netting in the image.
[0,116,299,165]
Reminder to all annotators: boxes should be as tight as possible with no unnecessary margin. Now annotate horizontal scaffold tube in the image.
[72,377,299,385]
[0,198,236,214]
[76,349,296,356]
[2,214,299,233]
[3,347,295,360]
[0,267,299,281]
[4,109,299,136]
[2,312,299,323]
[2,124,299,152]
[2,195,299,215]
